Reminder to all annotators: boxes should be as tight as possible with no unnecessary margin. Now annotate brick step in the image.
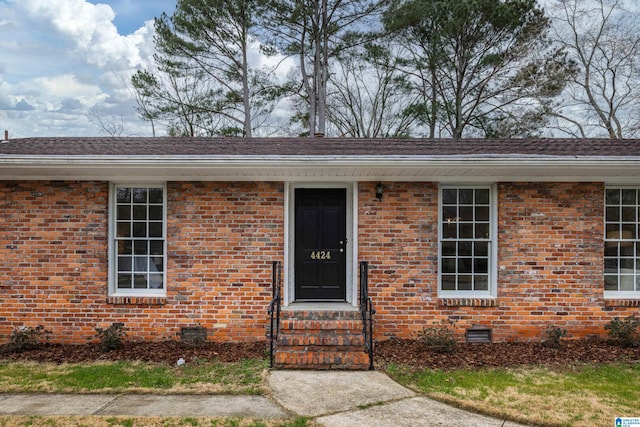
[279,319,363,331]
[277,332,365,347]
[280,310,362,321]
[274,349,370,370]
[277,345,365,353]
[272,309,370,370]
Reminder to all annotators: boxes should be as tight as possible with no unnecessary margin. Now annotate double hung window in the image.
[605,188,640,297]
[110,184,166,295]
[439,186,495,297]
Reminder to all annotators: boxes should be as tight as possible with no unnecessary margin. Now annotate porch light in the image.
[375,183,384,201]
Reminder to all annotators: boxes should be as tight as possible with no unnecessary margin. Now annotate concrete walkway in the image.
[0,370,526,426]
[268,371,525,427]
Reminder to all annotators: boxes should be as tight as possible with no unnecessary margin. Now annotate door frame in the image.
[284,182,358,306]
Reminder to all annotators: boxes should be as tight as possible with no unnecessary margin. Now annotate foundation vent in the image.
[465,326,492,343]
[180,326,207,346]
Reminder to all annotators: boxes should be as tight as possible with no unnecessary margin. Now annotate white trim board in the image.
[284,182,358,307]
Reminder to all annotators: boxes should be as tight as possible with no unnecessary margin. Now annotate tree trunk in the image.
[429,64,437,139]
[316,0,329,136]
[241,24,252,138]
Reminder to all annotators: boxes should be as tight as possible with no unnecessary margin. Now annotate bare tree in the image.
[549,0,640,138]
[327,42,417,137]
[261,0,385,136]
[89,111,125,136]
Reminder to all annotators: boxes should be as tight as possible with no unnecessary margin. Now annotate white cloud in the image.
[13,0,153,69]
[29,74,108,108]
[0,0,158,137]
[0,81,16,109]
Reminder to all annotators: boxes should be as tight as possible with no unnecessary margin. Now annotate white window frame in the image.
[108,183,167,297]
[438,184,497,299]
[604,186,640,299]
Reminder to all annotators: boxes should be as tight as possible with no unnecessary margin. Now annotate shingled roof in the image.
[1,137,639,182]
[1,137,640,157]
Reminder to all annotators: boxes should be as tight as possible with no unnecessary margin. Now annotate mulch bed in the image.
[0,341,266,365]
[1,338,638,369]
[375,338,640,370]
[0,339,640,369]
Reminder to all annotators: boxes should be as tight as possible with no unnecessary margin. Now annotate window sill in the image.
[438,298,498,307]
[106,296,167,306]
[604,299,640,308]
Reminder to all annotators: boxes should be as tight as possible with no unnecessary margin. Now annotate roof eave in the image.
[1,155,639,183]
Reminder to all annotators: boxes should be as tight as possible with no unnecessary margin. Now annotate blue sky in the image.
[109,0,176,35]
[0,0,176,137]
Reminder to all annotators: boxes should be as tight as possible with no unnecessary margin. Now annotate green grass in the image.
[0,359,268,395]
[2,356,638,426]
[176,359,266,394]
[385,362,640,427]
[57,363,175,391]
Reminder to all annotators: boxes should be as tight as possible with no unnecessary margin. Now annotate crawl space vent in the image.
[180,326,207,346]
[466,327,492,343]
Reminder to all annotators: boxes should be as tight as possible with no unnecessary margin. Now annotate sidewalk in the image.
[0,370,526,426]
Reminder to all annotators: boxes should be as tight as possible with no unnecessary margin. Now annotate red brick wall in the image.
[0,181,284,344]
[1,180,637,345]
[165,182,284,341]
[358,182,440,338]
[0,181,109,342]
[360,181,639,343]
[496,182,607,340]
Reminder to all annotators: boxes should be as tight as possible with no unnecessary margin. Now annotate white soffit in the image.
[0,155,639,183]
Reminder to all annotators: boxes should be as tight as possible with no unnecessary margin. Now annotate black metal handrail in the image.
[359,261,375,370]
[267,260,282,368]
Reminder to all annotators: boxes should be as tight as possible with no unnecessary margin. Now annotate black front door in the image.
[295,188,347,301]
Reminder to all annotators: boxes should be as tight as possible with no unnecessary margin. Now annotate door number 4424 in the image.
[310,250,331,260]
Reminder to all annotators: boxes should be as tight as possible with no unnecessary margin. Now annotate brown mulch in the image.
[0,338,638,369]
[376,338,640,370]
[0,341,267,365]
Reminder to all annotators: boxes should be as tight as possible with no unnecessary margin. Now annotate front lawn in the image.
[385,362,640,427]
[0,358,267,395]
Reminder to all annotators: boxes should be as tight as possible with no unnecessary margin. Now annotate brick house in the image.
[1,137,639,368]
